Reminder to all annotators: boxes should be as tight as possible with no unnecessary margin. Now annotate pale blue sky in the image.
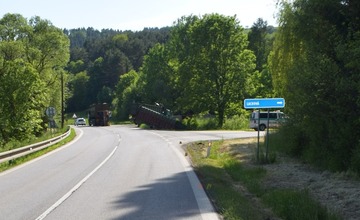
[1,0,279,31]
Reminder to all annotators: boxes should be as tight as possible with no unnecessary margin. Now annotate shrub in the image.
[222,114,250,130]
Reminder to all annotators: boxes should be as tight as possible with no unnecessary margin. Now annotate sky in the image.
[0,0,279,31]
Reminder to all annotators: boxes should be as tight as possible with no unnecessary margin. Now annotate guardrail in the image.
[0,128,71,164]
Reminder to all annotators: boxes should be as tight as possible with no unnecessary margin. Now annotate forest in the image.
[0,0,359,173]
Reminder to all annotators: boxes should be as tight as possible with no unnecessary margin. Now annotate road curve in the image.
[0,125,259,220]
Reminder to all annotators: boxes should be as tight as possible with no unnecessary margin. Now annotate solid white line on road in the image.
[0,128,84,177]
[148,131,220,220]
[35,145,118,220]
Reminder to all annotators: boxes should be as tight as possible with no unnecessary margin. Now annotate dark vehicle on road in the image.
[130,103,184,130]
[88,103,110,126]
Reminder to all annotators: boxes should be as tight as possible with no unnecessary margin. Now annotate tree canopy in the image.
[269,0,360,172]
[64,27,170,112]
[172,14,256,126]
[118,14,257,127]
[0,13,69,143]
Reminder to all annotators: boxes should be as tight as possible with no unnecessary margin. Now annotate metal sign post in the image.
[266,109,270,161]
[244,98,285,163]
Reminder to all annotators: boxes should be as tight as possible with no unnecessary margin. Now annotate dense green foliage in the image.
[172,14,256,127]
[5,1,359,176]
[270,0,360,172]
[247,18,276,97]
[64,27,170,112]
[1,12,272,146]
[0,14,69,144]
[116,14,266,127]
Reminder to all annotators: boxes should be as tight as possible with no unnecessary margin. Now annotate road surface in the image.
[0,125,259,220]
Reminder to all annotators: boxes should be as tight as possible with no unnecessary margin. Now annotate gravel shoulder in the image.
[224,138,360,220]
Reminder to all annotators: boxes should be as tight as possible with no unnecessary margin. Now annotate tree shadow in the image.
[110,171,204,220]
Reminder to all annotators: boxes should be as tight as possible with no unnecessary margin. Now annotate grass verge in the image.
[0,128,76,173]
[186,138,341,220]
[0,127,70,153]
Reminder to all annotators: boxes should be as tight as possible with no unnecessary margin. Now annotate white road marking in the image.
[0,128,84,177]
[148,131,220,220]
[35,145,118,220]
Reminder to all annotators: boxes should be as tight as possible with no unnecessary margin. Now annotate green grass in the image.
[186,138,341,220]
[181,114,251,130]
[0,127,69,153]
[222,114,251,130]
[187,141,265,220]
[0,128,76,172]
[263,189,339,220]
[224,159,267,196]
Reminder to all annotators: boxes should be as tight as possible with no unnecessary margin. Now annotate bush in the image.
[182,115,218,130]
[182,117,198,130]
[222,114,250,130]
[183,113,250,130]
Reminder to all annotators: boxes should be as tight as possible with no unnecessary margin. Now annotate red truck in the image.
[88,103,110,126]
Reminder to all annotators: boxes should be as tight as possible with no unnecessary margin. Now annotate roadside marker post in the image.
[243,98,285,163]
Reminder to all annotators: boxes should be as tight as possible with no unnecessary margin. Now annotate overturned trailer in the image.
[130,103,183,130]
[88,103,110,126]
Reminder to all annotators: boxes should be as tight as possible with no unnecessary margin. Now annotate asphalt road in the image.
[0,125,259,220]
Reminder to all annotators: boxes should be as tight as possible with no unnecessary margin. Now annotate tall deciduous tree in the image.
[113,70,140,120]
[67,71,89,112]
[247,18,275,98]
[0,13,69,143]
[140,43,177,108]
[0,60,46,142]
[248,18,269,72]
[171,14,256,126]
[269,0,360,172]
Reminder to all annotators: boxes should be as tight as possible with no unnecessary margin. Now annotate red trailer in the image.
[130,103,183,130]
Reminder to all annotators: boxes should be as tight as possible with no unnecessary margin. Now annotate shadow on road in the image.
[110,171,204,220]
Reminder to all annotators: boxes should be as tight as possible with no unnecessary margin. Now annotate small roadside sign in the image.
[244,98,285,109]
[46,107,56,117]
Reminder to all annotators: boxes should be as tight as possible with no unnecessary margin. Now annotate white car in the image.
[75,118,86,126]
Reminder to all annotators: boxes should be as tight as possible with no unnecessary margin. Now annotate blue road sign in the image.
[244,98,285,109]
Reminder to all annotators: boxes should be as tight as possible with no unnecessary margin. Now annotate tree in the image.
[171,14,256,126]
[248,18,269,72]
[97,86,112,104]
[67,71,89,112]
[0,60,46,142]
[269,0,360,172]
[27,16,69,74]
[139,43,177,108]
[113,70,140,120]
[0,13,69,143]
[65,27,170,112]
[247,18,275,98]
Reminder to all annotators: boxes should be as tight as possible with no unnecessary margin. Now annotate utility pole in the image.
[61,71,64,129]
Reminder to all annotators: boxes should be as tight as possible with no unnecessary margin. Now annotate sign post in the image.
[243,98,285,163]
